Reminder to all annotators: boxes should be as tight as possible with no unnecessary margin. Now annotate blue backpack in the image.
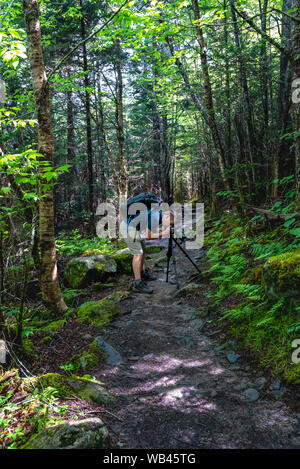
[121,193,163,231]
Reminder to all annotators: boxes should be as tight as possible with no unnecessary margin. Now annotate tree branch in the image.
[232,5,292,59]
[271,7,300,24]
[47,0,129,81]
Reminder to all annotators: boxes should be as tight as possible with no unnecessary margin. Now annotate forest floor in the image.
[77,240,300,449]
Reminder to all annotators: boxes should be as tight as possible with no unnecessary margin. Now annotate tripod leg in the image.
[172,257,180,289]
[172,236,202,274]
[166,238,172,282]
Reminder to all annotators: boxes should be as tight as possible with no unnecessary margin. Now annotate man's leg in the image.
[132,254,144,280]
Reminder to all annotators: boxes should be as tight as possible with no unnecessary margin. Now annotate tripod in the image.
[166,233,202,288]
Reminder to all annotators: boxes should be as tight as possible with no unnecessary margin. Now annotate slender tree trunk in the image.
[160,112,172,202]
[223,1,232,162]
[229,0,256,190]
[115,39,128,199]
[290,0,300,204]
[192,0,231,193]
[260,0,269,133]
[273,0,292,198]
[22,0,67,313]
[80,0,95,231]
[98,97,121,196]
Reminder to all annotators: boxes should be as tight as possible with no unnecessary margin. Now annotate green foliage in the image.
[205,213,300,383]
[76,297,120,327]
[55,229,121,257]
[0,369,69,449]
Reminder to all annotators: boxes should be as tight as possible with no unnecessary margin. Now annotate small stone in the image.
[270,379,281,391]
[226,350,240,364]
[227,341,237,349]
[271,387,286,399]
[233,383,248,391]
[82,333,93,340]
[189,319,204,332]
[254,377,267,390]
[95,337,124,365]
[230,365,241,370]
[214,346,224,352]
[242,388,260,402]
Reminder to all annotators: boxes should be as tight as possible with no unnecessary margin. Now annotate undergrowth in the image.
[205,203,300,384]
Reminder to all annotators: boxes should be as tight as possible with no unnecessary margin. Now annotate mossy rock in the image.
[112,249,132,275]
[81,248,104,256]
[174,282,201,298]
[263,248,300,300]
[64,254,117,289]
[42,320,65,333]
[23,373,115,405]
[22,417,110,449]
[76,297,120,327]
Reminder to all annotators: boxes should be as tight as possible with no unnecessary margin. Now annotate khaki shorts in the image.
[120,222,146,256]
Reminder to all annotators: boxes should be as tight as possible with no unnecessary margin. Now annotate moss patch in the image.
[145,245,164,254]
[42,320,65,333]
[23,339,35,356]
[112,251,132,275]
[23,373,115,405]
[68,341,107,372]
[263,249,300,300]
[76,297,120,327]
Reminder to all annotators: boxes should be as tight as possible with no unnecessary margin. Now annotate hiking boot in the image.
[132,279,153,294]
[142,269,157,281]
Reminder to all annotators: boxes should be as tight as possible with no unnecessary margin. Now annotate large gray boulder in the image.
[23,418,110,449]
[64,254,117,288]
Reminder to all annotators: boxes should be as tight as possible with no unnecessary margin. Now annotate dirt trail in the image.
[94,242,300,449]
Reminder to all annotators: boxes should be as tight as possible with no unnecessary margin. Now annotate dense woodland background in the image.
[0,0,300,450]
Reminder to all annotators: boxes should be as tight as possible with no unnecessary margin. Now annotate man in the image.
[120,199,174,294]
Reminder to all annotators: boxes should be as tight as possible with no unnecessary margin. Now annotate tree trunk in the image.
[192,0,231,193]
[273,0,292,198]
[229,0,256,189]
[22,0,67,313]
[80,0,95,231]
[115,39,128,199]
[290,0,300,204]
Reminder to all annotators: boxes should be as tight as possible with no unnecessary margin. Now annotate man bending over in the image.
[120,201,174,294]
